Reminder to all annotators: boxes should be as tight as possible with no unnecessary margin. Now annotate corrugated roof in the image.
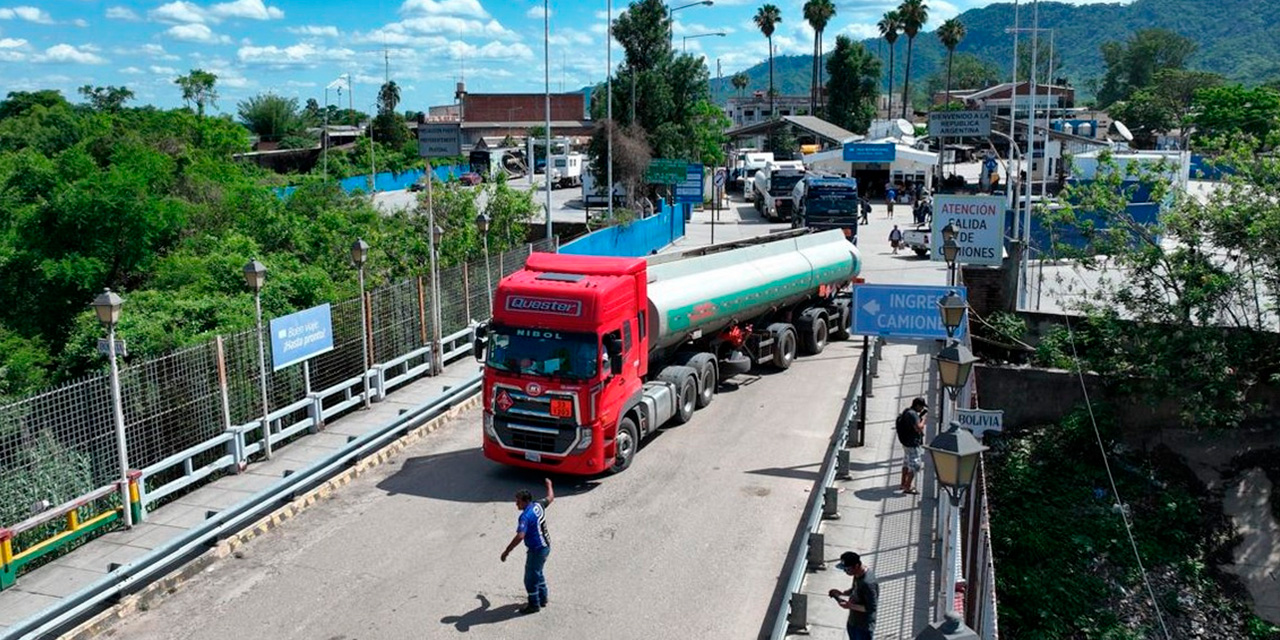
[726,115,859,145]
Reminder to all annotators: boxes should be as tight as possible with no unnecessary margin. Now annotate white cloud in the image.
[549,28,594,47]
[120,66,144,74]
[526,6,549,19]
[287,25,339,37]
[237,42,355,65]
[208,0,284,21]
[150,65,178,75]
[141,44,181,60]
[0,37,28,49]
[357,16,517,43]
[106,7,141,21]
[400,0,489,19]
[73,18,89,27]
[34,44,107,64]
[166,24,232,44]
[0,6,54,24]
[839,23,882,41]
[151,1,207,24]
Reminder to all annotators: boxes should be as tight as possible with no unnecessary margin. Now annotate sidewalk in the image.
[0,361,483,637]
[789,339,942,639]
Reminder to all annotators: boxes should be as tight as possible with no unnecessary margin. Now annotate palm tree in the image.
[378,80,401,115]
[877,11,901,119]
[937,18,967,108]
[896,0,928,119]
[732,72,750,98]
[754,4,783,119]
[803,0,836,116]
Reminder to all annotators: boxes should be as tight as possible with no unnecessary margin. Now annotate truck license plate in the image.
[525,451,542,462]
[549,398,573,418]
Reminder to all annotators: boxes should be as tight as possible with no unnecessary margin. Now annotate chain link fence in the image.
[2,239,554,553]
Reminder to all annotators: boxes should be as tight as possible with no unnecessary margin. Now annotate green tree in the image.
[895,0,928,118]
[612,0,671,73]
[1190,84,1280,150]
[877,11,901,118]
[302,98,322,126]
[753,4,782,119]
[587,120,651,213]
[803,0,836,117]
[1107,89,1176,148]
[1096,29,1197,107]
[175,69,219,116]
[0,90,69,120]
[77,85,134,113]
[732,72,749,97]
[923,53,1001,98]
[237,93,303,143]
[377,80,401,115]
[825,35,881,135]
[936,18,966,108]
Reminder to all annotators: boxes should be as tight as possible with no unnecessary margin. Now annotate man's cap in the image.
[911,397,928,409]
[836,551,860,570]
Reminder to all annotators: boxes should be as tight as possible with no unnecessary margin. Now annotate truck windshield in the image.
[486,326,599,380]
[771,174,803,195]
[805,188,859,216]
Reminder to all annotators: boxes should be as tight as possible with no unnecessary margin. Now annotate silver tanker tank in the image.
[644,230,860,353]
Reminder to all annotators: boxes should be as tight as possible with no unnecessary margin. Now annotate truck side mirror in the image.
[604,336,624,376]
[473,323,489,362]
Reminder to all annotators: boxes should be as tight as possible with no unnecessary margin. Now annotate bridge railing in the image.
[0,239,554,591]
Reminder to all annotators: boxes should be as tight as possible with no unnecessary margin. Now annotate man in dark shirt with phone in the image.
[829,551,879,639]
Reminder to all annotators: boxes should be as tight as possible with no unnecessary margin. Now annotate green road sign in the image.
[645,158,689,184]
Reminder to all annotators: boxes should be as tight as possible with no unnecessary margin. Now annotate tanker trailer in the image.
[474,229,860,475]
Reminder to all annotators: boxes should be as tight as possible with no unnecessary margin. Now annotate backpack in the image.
[895,409,921,447]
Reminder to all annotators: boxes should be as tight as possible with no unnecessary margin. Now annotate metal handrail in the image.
[768,347,868,639]
[4,374,482,640]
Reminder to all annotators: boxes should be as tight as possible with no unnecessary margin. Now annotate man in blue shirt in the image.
[501,478,554,614]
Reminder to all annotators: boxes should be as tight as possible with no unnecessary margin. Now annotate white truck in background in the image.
[550,153,585,189]
[737,151,775,196]
[752,160,806,221]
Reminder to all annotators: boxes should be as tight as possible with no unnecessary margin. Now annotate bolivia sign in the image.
[269,303,334,371]
[852,284,968,340]
[928,110,992,137]
[955,408,1004,439]
[932,195,1005,266]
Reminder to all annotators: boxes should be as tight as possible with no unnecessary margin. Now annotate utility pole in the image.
[607,0,614,222]
[544,0,553,241]
[1020,0,1039,310]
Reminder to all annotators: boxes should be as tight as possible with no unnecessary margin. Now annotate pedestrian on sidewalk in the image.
[885,186,896,219]
[859,197,871,225]
[829,551,879,640]
[888,225,903,255]
[501,477,555,614]
[896,397,927,494]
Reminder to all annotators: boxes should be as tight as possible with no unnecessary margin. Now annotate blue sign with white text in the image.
[269,303,335,371]
[843,142,897,164]
[852,284,967,340]
[675,163,704,204]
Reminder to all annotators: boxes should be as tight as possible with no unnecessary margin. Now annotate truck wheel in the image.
[769,324,798,370]
[913,248,929,257]
[657,365,699,425]
[830,305,851,341]
[694,357,716,408]
[610,416,639,474]
[798,312,829,358]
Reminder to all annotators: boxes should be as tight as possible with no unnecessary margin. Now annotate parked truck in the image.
[473,229,861,475]
[550,152,585,189]
[793,175,861,244]
[752,160,806,221]
[737,151,774,196]
[901,226,931,257]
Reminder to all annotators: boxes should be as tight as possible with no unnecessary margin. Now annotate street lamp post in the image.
[91,289,133,528]
[924,421,988,616]
[942,237,960,287]
[243,259,272,459]
[543,0,553,241]
[937,291,967,339]
[351,239,371,409]
[668,0,714,50]
[475,213,494,318]
[682,31,726,54]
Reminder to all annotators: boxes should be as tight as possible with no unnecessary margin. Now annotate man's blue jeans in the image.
[524,546,550,607]
[847,624,872,640]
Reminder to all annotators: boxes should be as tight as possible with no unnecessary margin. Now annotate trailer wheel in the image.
[610,416,639,474]
[799,309,829,355]
[657,365,698,425]
[693,357,717,408]
[830,304,851,341]
[769,324,798,370]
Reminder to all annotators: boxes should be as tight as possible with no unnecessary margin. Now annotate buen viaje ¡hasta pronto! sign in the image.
[931,194,1005,266]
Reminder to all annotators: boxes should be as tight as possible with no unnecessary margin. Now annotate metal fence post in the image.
[416,275,428,348]
[214,335,244,473]
[304,360,322,433]
[870,337,882,378]
[836,448,851,480]
[461,263,471,324]
[806,531,826,571]
[787,592,809,634]
[822,486,840,520]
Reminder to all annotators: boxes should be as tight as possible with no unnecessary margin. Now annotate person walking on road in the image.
[885,185,897,219]
[501,478,554,614]
[896,397,927,494]
[829,551,879,640]
[888,225,903,255]
[859,196,871,225]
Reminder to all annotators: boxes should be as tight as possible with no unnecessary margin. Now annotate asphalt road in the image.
[108,313,864,640]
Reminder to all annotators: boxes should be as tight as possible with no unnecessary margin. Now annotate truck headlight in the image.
[484,413,497,440]
[575,426,593,451]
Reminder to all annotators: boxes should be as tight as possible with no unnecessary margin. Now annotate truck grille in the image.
[777,200,795,216]
[493,386,579,454]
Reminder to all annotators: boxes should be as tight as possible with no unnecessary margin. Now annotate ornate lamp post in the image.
[351,238,371,409]
[475,213,494,318]
[243,259,272,459]
[925,422,988,615]
[91,289,133,528]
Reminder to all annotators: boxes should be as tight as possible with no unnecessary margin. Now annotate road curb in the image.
[60,393,481,640]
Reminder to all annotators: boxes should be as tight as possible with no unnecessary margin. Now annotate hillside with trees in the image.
[713,0,1280,105]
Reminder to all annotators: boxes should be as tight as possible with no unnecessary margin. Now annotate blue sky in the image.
[0,0,1129,113]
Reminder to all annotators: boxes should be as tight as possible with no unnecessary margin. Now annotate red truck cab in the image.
[477,253,648,475]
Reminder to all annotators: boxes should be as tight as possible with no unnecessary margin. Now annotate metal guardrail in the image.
[768,343,870,639]
[3,373,483,640]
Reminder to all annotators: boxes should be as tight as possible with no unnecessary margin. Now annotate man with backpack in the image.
[895,398,927,495]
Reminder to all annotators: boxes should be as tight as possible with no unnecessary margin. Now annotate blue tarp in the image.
[277,165,465,199]
[559,200,687,258]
